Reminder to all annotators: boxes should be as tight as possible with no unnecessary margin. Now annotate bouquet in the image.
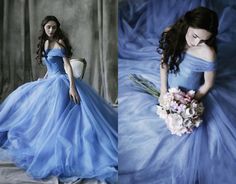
[156,88,204,136]
[129,74,204,136]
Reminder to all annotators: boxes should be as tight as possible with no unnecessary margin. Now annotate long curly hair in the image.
[35,16,73,64]
[158,7,218,73]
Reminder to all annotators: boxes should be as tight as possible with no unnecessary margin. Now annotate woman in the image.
[0,16,118,184]
[119,4,236,184]
[159,7,218,103]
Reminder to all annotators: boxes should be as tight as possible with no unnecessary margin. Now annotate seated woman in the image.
[0,15,118,184]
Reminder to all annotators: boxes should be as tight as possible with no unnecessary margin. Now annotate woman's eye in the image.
[193,35,197,38]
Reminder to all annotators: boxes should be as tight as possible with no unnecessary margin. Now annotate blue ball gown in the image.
[0,48,118,183]
[119,0,236,183]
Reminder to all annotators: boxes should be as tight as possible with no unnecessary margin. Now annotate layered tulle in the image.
[0,49,118,183]
[118,0,236,183]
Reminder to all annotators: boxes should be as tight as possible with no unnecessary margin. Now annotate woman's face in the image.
[185,27,212,47]
[44,20,57,38]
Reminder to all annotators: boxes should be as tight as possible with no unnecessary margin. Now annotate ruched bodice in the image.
[168,52,217,91]
[43,48,67,77]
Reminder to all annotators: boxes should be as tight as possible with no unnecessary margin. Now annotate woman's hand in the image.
[69,87,80,104]
[194,92,203,101]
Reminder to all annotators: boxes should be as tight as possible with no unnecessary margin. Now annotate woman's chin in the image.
[47,35,54,39]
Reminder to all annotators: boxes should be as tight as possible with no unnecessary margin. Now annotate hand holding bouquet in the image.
[129,74,204,136]
[157,88,204,136]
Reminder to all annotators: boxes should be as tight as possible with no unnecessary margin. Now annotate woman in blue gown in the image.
[0,16,118,183]
[119,1,236,183]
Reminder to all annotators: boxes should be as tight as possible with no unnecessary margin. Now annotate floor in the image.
[0,160,105,184]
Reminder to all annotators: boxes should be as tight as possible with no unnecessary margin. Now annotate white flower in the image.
[162,94,173,109]
[178,104,186,113]
[156,105,168,119]
[166,113,184,134]
[183,118,193,128]
[168,113,183,126]
[170,101,179,112]
[184,108,195,118]
[168,87,180,93]
[191,101,198,108]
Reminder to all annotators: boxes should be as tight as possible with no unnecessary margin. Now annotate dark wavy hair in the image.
[36,16,73,64]
[158,7,218,73]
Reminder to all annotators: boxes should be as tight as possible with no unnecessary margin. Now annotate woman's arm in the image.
[194,45,216,100]
[159,61,168,105]
[63,57,80,103]
[58,39,80,103]
[194,71,215,100]
[160,63,168,94]
[159,27,171,104]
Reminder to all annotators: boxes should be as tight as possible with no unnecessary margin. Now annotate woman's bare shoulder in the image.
[187,44,216,62]
[58,39,65,47]
[198,45,216,62]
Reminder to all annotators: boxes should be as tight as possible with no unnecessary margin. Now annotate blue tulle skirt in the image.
[0,74,118,183]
